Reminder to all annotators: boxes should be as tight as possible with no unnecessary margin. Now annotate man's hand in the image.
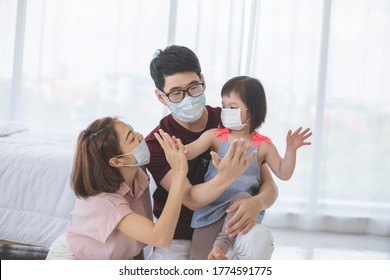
[225,196,264,237]
[212,139,257,183]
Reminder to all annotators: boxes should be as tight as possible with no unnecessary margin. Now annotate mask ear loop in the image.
[241,108,250,126]
[114,151,137,167]
[115,151,134,158]
[159,90,171,103]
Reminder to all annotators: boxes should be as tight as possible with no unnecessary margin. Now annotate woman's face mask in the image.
[115,138,150,167]
[221,108,249,130]
[162,91,206,123]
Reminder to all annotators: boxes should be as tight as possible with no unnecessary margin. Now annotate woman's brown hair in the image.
[71,117,124,198]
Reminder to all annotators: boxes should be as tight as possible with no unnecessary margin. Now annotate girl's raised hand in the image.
[286,127,312,151]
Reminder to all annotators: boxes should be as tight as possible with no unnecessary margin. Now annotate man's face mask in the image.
[161,91,206,123]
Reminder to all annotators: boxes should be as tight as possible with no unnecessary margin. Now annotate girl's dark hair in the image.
[150,45,202,91]
[221,76,267,133]
[71,117,124,198]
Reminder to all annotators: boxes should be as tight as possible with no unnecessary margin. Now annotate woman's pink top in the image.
[66,169,152,259]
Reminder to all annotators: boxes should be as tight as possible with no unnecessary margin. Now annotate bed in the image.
[0,121,76,248]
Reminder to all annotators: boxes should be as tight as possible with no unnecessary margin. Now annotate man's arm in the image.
[159,138,257,211]
[225,163,278,237]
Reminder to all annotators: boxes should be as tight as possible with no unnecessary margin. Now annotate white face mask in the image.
[163,92,206,123]
[115,138,150,166]
[221,108,249,130]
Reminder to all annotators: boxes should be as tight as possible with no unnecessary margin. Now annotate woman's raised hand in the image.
[154,129,188,176]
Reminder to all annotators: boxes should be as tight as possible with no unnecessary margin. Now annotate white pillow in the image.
[0,120,28,136]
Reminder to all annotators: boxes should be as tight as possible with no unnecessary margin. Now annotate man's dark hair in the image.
[150,45,202,91]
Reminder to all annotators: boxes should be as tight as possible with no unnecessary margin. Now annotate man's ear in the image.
[201,74,206,91]
[155,89,168,105]
[109,157,122,168]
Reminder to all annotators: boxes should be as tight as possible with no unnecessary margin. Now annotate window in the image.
[0,1,17,120]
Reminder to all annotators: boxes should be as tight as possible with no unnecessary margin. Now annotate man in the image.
[145,45,277,259]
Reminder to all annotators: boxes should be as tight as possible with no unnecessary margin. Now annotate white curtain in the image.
[1,0,389,235]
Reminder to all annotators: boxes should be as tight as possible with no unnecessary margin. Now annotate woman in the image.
[46,116,187,259]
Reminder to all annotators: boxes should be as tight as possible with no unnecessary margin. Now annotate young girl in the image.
[46,116,188,260]
[186,76,312,260]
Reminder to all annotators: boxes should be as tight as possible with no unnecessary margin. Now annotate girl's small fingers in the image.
[293,127,303,135]
[176,138,185,151]
[300,128,311,135]
[302,132,313,140]
[172,135,179,144]
[177,138,185,148]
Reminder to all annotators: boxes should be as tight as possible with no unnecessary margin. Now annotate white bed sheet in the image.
[0,129,77,247]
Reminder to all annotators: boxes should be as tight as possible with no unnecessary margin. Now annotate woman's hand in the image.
[154,129,188,176]
[118,129,188,248]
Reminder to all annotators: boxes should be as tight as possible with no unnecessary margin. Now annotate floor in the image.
[1,229,389,260]
[270,227,390,260]
[0,243,48,260]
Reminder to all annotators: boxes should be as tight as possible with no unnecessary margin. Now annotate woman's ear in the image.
[109,157,122,168]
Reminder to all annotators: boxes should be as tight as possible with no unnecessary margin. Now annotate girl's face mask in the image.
[115,138,150,167]
[221,108,249,130]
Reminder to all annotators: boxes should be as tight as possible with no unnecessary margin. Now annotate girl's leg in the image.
[228,223,274,260]
[189,218,224,260]
[211,192,252,259]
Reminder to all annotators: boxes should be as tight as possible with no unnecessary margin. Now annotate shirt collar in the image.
[118,168,150,200]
